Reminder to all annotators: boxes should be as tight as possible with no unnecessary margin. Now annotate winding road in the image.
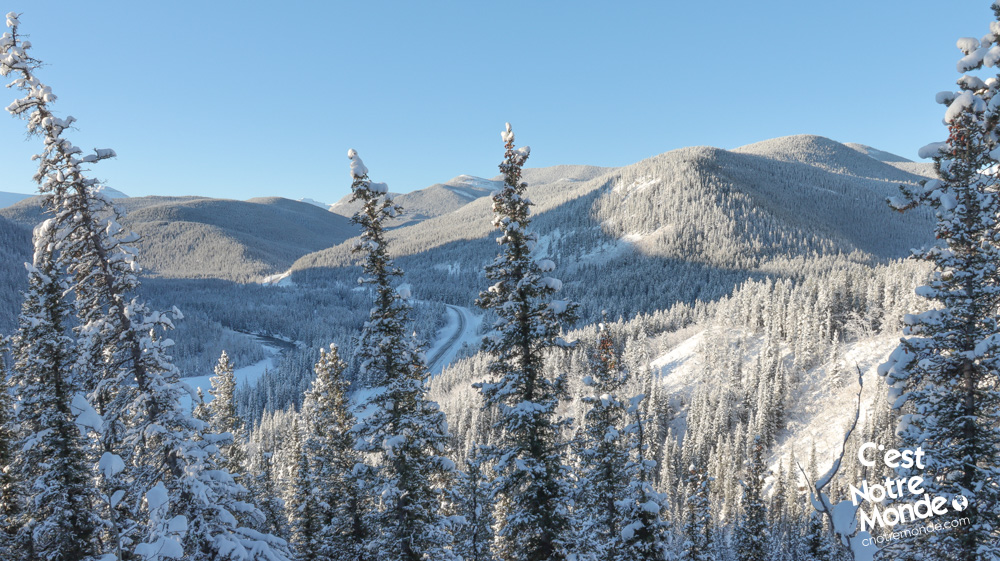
[426,304,480,375]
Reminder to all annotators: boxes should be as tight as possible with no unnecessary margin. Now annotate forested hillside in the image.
[0,134,937,408]
[1,194,355,281]
[291,135,935,321]
[0,213,29,333]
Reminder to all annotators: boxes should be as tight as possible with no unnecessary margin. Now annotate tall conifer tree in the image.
[475,123,578,561]
[348,149,456,561]
[209,350,247,474]
[733,437,768,561]
[8,221,101,561]
[288,424,323,561]
[680,463,715,561]
[573,322,669,560]
[450,451,495,561]
[574,323,630,560]
[300,344,367,560]
[0,14,290,560]
[880,6,1000,560]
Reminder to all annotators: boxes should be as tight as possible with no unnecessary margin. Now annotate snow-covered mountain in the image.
[843,141,914,163]
[327,174,502,228]
[0,190,34,209]
[100,186,129,199]
[327,170,617,230]
[0,134,936,407]
[291,135,934,319]
[0,134,944,561]
[1,195,354,281]
[299,197,328,209]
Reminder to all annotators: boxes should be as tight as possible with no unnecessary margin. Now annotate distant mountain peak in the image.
[734,134,850,159]
[731,135,921,183]
[98,186,128,198]
[0,190,34,209]
[734,134,913,165]
[843,142,913,163]
[299,197,329,209]
[448,175,496,188]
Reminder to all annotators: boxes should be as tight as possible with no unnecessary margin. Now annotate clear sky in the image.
[0,1,992,203]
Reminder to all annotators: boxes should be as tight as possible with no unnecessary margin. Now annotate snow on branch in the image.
[348,148,368,178]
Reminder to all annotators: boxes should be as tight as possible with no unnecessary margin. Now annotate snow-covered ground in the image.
[775,334,897,472]
[426,304,481,375]
[260,269,295,286]
[178,345,281,411]
[648,327,897,479]
[650,328,706,397]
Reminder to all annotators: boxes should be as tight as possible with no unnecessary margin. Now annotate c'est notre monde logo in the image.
[850,442,970,532]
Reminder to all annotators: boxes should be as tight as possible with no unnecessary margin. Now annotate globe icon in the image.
[953,496,969,512]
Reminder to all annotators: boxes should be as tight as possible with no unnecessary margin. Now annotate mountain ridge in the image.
[283,135,935,324]
[1,195,356,281]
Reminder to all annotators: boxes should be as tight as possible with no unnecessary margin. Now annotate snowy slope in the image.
[649,326,898,483]
[299,197,328,208]
[734,135,925,182]
[777,335,898,471]
[101,187,129,198]
[179,347,281,411]
[843,142,913,163]
[327,167,608,230]
[293,164,612,272]
[650,328,707,398]
[886,161,937,179]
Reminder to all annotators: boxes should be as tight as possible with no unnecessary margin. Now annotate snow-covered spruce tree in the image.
[573,322,669,561]
[732,437,768,561]
[299,344,367,560]
[879,10,1000,561]
[249,450,289,543]
[800,511,835,561]
[209,350,248,474]
[659,430,682,521]
[449,451,495,561]
[348,149,456,561]
[0,347,20,560]
[475,123,578,561]
[0,346,20,559]
[8,220,104,561]
[287,424,323,561]
[193,388,210,423]
[619,381,671,560]
[573,322,631,560]
[0,14,290,561]
[680,463,715,561]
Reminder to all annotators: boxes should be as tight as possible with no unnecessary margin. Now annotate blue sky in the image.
[0,1,991,202]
